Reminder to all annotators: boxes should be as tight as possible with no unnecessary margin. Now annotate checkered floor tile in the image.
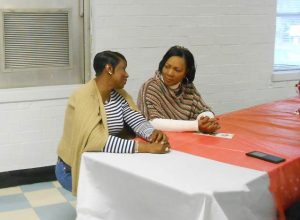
[0,181,76,220]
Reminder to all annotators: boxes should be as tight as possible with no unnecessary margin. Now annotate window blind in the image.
[274,0,300,71]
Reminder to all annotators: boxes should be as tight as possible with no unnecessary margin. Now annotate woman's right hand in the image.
[138,142,170,154]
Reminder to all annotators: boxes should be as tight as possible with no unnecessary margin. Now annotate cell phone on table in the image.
[246,151,285,164]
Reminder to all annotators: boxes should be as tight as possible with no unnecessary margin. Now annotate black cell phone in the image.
[246,151,285,164]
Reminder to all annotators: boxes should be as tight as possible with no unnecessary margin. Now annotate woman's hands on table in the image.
[198,116,220,134]
[138,129,170,154]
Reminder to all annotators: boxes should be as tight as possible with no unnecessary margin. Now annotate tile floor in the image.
[1,180,299,220]
[0,181,76,220]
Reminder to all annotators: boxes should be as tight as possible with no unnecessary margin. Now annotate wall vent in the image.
[3,11,70,69]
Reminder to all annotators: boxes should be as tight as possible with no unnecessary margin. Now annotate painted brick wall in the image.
[0,85,78,172]
[91,0,297,114]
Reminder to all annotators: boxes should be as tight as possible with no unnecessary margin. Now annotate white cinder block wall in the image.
[91,0,297,113]
[0,85,79,172]
[0,0,298,172]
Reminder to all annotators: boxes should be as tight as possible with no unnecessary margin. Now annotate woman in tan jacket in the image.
[56,51,170,195]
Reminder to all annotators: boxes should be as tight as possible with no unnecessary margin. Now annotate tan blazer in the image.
[57,79,138,195]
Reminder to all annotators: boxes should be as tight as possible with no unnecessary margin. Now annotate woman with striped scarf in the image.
[138,46,220,134]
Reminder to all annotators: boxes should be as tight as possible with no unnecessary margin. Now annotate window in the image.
[273,0,300,81]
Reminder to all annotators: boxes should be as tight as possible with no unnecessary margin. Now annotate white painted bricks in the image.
[91,0,296,114]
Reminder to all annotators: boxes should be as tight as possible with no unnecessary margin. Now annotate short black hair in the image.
[93,51,127,76]
[158,46,196,83]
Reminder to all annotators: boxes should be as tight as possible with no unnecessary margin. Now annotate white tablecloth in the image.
[76,151,276,220]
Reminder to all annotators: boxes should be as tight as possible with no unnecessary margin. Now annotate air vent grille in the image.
[4,12,70,69]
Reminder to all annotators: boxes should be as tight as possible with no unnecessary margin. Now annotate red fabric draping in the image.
[164,97,300,220]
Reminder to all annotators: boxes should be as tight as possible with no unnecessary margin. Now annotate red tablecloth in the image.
[165,97,300,220]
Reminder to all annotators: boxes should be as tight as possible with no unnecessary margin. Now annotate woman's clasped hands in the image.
[198,116,220,134]
[138,129,171,154]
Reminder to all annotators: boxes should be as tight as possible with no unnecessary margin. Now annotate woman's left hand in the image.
[198,116,221,134]
[149,129,169,144]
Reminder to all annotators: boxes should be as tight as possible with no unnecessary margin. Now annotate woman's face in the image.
[112,59,128,89]
[162,56,187,87]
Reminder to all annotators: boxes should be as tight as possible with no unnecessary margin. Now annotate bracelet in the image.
[134,141,139,153]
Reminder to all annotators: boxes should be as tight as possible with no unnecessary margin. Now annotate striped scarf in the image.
[138,72,212,120]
